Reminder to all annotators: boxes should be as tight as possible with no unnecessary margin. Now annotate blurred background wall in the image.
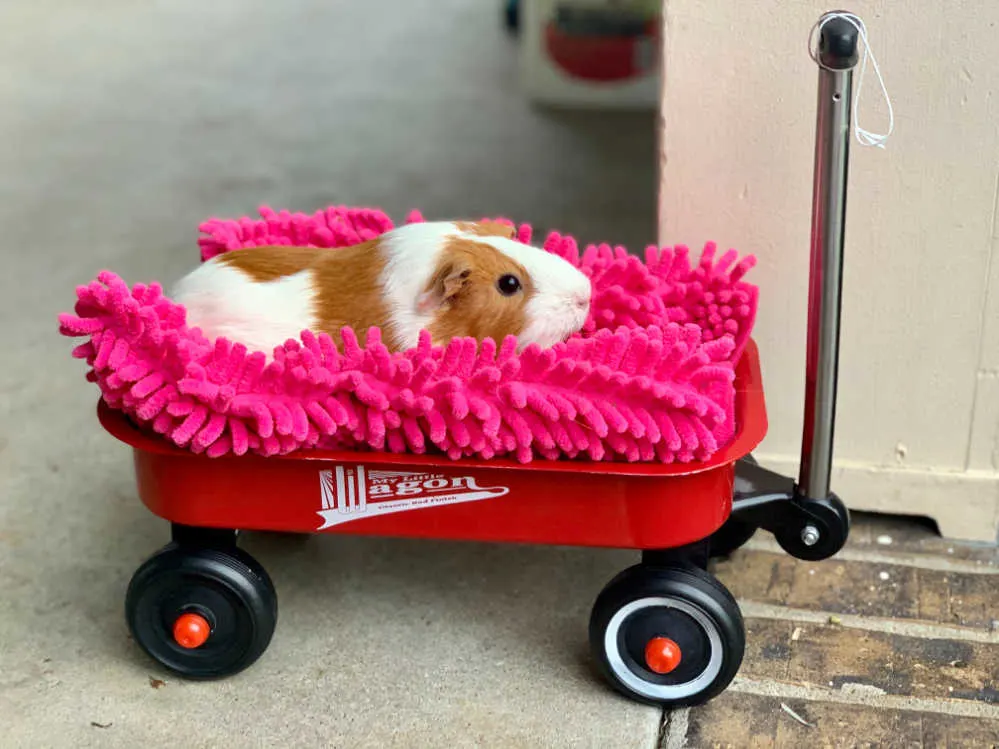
[657,1,999,539]
[1,0,657,373]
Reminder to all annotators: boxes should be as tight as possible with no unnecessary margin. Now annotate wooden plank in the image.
[741,619,999,705]
[680,692,780,748]
[923,709,999,749]
[713,550,998,630]
[684,692,999,749]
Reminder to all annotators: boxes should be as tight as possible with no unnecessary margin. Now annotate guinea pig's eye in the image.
[497,274,522,296]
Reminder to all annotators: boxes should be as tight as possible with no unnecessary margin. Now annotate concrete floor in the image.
[0,1,661,747]
[4,2,998,748]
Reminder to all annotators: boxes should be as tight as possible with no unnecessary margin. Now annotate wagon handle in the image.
[798,12,859,502]
[719,12,859,561]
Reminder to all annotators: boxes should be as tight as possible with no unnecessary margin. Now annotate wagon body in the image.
[94,11,862,706]
[98,341,767,551]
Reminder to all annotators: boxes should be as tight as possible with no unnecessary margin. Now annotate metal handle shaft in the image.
[798,15,859,501]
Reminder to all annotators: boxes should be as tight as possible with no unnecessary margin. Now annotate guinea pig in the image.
[171,220,592,354]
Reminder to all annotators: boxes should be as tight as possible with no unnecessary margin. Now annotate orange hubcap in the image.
[173,612,211,649]
[644,636,682,674]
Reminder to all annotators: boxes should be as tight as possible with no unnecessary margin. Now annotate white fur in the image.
[379,222,591,350]
[467,233,591,349]
[170,260,316,354]
[379,222,456,348]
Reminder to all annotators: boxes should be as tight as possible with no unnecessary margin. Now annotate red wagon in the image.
[101,13,860,708]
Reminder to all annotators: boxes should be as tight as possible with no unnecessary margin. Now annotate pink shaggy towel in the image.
[59,206,758,463]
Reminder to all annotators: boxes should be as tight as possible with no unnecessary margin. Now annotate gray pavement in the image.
[0,1,660,746]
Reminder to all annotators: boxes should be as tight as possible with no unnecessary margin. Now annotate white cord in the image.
[809,11,894,149]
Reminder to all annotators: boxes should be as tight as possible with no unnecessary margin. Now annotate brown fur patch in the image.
[218,245,320,281]
[219,241,391,350]
[453,220,517,239]
[426,236,532,346]
[311,239,391,349]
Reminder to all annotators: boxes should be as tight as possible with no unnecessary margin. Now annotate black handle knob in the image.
[818,15,860,70]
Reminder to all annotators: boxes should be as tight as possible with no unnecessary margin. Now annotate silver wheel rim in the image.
[603,596,724,701]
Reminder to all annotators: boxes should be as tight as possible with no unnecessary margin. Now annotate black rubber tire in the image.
[125,544,278,679]
[710,454,759,557]
[773,499,850,561]
[589,563,745,707]
[708,518,757,558]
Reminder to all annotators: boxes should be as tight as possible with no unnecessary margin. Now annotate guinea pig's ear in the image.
[416,262,471,313]
[455,220,517,240]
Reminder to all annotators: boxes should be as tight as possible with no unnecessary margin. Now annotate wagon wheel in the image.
[589,563,744,707]
[709,454,759,558]
[125,544,278,679]
[708,518,757,558]
[772,494,851,562]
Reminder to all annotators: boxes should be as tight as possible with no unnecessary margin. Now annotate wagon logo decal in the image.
[316,467,510,530]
